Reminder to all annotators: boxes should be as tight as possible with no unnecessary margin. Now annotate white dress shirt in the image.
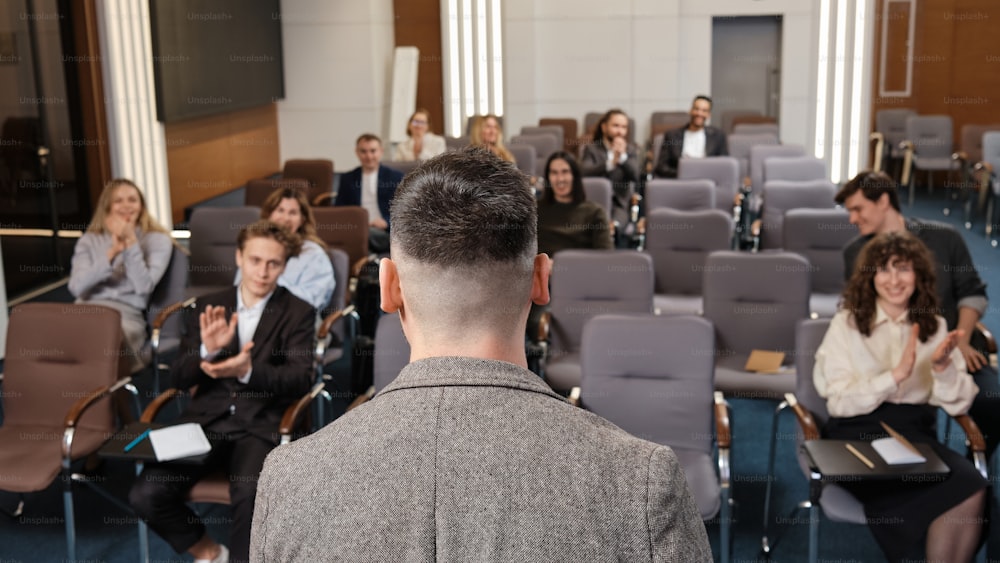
[682,128,707,159]
[814,307,977,418]
[360,169,385,223]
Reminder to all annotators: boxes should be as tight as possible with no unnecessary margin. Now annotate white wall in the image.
[502,0,819,149]
[278,0,395,172]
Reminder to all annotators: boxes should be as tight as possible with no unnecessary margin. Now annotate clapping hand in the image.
[892,325,920,384]
[201,341,254,379]
[611,137,627,161]
[200,305,238,355]
[104,214,137,261]
[931,329,964,373]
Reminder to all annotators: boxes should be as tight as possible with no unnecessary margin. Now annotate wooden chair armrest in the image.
[750,218,762,237]
[312,192,335,206]
[279,381,327,441]
[345,385,376,412]
[973,161,993,174]
[784,393,820,441]
[952,414,986,453]
[151,297,197,350]
[318,305,356,341]
[64,377,134,428]
[713,391,732,449]
[536,311,551,343]
[636,217,646,235]
[869,131,884,142]
[952,150,969,163]
[977,322,997,354]
[140,388,187,423]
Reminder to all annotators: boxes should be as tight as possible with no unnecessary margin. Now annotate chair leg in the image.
[63,468,76,561]
[761,400,788,553]
[136,461,150,563]
[808,503,819,563]
[719,486,732,563]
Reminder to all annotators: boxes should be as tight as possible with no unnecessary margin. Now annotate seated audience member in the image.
[815,231,986,563]
[654,95,729,178]
[580,108,639,226]
[235,187,334,312]
[251,148,712,562]
[837,171,999,458]
[68,178,173,373]
[469,113,515,163]
[537,151,612,256]
[334,133,404,253]
[130,220,315,563]
[393,108,446,162]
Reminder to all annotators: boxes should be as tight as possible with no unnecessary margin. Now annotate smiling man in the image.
[129,220,315,563]
[654,95,729,179]
[334,133,404,253]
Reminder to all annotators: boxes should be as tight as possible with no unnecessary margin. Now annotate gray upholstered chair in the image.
[382,159,420,177]
[977,132,1000,244]
[763,155,828,183]
[760,318,989,562]
[146,244,192,392]
[951,123,1000,229]
[445,135,470,151]
[782,209,854,318]
[536,250,654,391]
[581,177,613,221]
[345,312,410,411]
[733,123,779,137]
[755,179,837,251]
[875,108,916,163]
[282,159,334,204]
[749,144,806,191]
[678,156,741,213]
[520,125,564,154]
[645,209,733,316]
[702,251,810,400]
[901,115,960,206]
[576,314,733,563]
[510,133,560,177]
[644,179,716,212]
[186,206,260,298]
[509,144,537,179]
[726,132,779,183]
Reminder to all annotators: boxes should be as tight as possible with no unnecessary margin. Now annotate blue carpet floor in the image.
[1,188,998,562]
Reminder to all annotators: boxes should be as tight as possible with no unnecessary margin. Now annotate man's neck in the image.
[876,210,907,234]
[687,122,704,132]
[362,165,379,174]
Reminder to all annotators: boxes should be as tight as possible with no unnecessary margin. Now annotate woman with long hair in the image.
[235,187,334,311]
[469,114,515,163]
[394,108,446,162]
[68,178,173,373]
[814,231,986,562]
[579,108,639,226]
[537,151,612,256]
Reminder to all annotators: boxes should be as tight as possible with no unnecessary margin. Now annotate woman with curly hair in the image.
[69,178,173,373]
[814,231,986,562]
[235,187,334,311]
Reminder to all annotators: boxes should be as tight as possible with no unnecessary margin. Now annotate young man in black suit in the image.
[334,133,404,253]
[129,220,316,563]
[654,95,729,178]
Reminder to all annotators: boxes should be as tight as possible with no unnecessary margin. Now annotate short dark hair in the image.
[389,147,536,266]
[693,95,712,108]
[541,151,585,205]
[834,170,901,211]
[356,133,382,146]
[237,219,303,263]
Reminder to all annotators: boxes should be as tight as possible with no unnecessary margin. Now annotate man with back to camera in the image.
[654,95,729,179]
[334,133,404,253]
[250,148,712,562]
[129,220,316,563]
[837,171,999,454]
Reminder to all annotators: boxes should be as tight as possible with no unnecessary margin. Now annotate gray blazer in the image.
[251,356,712,562]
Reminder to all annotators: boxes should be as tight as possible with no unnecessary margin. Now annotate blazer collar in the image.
[377,356,566,403]
[212,286,287,360]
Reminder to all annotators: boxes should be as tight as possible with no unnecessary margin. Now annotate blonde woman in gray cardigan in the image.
[69,178,173,372]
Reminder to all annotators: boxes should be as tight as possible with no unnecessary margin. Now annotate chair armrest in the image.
[345,385,376,412]
[140,388,187,423]
[973,161,993,175]
[279,381,328,443]
[953,413,987,453]
[870,132,885,173]
[713,391,731,449]
[568,386,581,407]
[977,322,997,354]
[312,192,335,206]
[952,150,969,163]
[318,304,356,341]
[784,393,820,441]
[900,140,915,186]
[64,377,134,428]
[151,297,197,350]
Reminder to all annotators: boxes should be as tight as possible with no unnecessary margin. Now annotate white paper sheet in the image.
[149,423,212,462]
[871,436,926,465]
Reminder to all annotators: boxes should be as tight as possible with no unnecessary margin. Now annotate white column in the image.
[95,0,172,227]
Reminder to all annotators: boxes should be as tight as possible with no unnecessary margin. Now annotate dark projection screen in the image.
[149,0,285,123]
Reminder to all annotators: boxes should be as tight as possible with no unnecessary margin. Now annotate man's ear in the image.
[379,257,402,313]
[531,254,551,306]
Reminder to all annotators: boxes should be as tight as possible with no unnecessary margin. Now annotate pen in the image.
[124,428,151,452]
[845,443,875,469]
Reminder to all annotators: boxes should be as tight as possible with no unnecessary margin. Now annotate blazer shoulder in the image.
[380,165,404,182]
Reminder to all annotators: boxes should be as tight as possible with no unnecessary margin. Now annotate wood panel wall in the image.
[393,0,444,135]
[164,103,280,224]
[871,0,1000,150]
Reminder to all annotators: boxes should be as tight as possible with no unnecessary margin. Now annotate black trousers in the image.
[129,429,274,563]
